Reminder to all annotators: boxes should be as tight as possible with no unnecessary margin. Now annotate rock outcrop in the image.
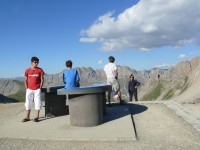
[0,80,25,96]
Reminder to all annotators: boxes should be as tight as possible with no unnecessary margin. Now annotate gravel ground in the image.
[131,103,200,150]
[182,103,200,115]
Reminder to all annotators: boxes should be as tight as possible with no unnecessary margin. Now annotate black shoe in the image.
[108,104,112,107]
[46,113,55,118]
[33,118,39,122]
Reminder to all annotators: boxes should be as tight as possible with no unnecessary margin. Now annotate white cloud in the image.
[80,0,200,51]
[154,63,172,69]
[79,38,97,43]
[98,60,103,64]
[179,54,187,59]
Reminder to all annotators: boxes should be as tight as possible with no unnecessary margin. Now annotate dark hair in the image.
[108,56,115,63]
[31,56,39,62]
[130,74,134,78]
[66,60,72,68]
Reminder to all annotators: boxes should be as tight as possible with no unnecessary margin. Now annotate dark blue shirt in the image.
[128,80,140,92]
[63,69,80,89]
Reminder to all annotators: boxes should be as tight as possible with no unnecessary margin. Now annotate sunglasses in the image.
[33,61,39,64]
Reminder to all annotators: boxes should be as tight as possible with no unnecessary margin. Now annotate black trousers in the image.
[129,91,138,101]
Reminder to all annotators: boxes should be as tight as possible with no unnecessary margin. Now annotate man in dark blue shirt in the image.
[128,74,140,101]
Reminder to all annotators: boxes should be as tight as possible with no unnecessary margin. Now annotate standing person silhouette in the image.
[22,56,45,122]
[128,74,140,102]
[104,56,120,106]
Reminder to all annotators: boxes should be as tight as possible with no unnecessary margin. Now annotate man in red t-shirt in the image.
[22,56,45,122]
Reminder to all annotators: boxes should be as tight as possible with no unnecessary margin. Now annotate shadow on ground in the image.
[0,94,19,103]
[38,99,148,124]
[103,100,148,123]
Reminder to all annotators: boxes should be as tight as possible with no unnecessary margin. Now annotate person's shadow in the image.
[103,100,148,123]
[39,100,148,123]
[0,94,19,103]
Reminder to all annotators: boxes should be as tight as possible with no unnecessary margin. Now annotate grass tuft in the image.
[163,88,175,100]
[141,82,163,101]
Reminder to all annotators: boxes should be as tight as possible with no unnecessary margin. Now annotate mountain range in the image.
[1,56,200,104]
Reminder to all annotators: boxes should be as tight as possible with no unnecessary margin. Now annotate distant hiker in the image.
[22,56,45,122]
[158,74,160,80]
[63,60,80,89]
[104,56,121,105]
[128,74,140,102]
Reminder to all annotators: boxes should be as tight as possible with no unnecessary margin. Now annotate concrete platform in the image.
[0,104,136,141]
[1,102,200,150]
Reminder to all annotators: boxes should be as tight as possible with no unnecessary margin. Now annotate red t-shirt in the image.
[25,67,45,90]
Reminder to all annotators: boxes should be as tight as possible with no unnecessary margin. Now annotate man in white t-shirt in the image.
[104,56,120,106]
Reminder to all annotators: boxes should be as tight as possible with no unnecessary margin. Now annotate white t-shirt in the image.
[104,63,118,79]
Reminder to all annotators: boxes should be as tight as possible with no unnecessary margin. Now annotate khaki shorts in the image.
[107,78,120,92]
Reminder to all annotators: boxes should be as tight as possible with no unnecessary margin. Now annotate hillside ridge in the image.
[1,56,200,103]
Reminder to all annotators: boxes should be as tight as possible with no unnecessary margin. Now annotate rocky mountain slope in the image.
[139,56,200,103]
[1,56,200,103]
[0,80,25,96]
[173,56,200,103]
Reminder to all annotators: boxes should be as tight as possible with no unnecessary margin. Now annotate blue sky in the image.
[0,0,200,78]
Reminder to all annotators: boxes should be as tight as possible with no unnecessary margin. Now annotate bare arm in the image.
[114,69,118,78]
[24,76,28,89]
[40,74,44,89]
[135,81,140,89]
